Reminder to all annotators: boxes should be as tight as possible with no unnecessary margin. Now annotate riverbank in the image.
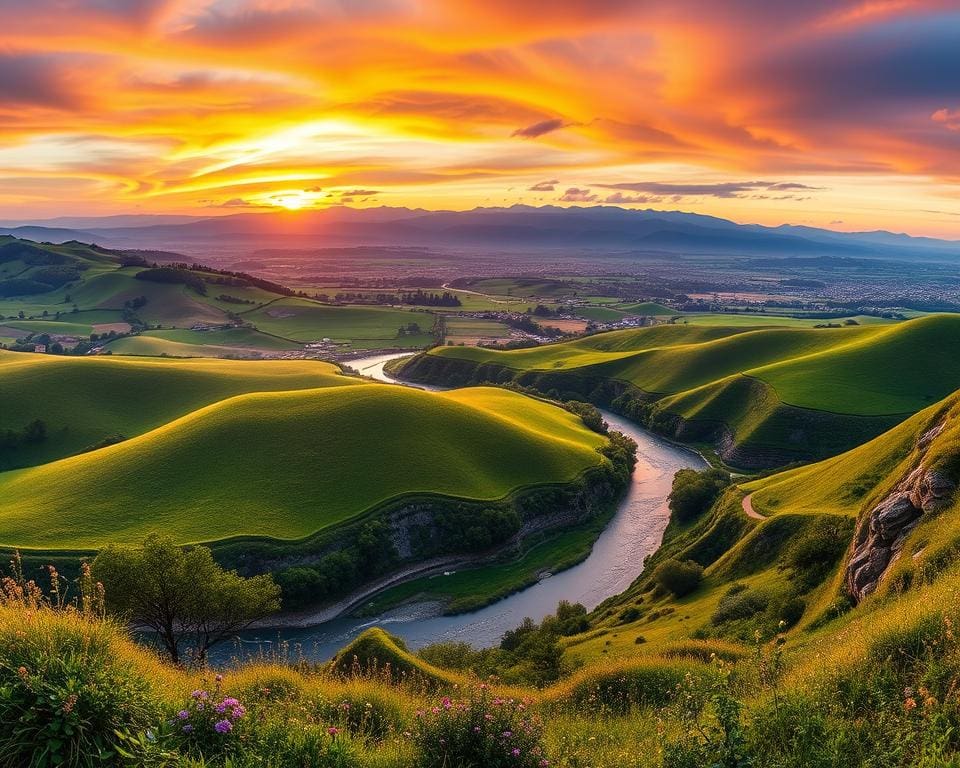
[218,357,705,663]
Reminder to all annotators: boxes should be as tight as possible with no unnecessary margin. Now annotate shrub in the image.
[779,597,807,627]
[0,606,160,767]
[412,687,548,768]
[668,468,730,524]
[653,559,704,597]
[711,585,770,625]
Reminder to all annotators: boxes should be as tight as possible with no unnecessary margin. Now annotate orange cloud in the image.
[0,1,956,235]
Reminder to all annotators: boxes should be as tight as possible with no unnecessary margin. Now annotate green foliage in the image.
[669,468,730,524]
[93,534,280,665]
[0,598,159,768]
[135,267,208,296]
[653,559,704,597]
[412,687,548,768]
[418,602,589,687]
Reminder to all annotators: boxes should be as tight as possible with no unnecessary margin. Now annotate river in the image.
[217,352,706,664]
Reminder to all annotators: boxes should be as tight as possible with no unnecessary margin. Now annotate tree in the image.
[92,534,280,665]
[668,468,730,524]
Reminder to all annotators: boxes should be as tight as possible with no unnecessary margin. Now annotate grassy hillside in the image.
[240,298,434,346]
[576,386,960,663]
[399,315,960,467]
[0,350,355,467]
[0,384,607,549]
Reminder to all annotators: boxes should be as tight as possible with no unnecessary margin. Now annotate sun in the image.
[275,196,304,211]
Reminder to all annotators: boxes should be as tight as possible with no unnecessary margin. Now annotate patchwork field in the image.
[0,237,439,356]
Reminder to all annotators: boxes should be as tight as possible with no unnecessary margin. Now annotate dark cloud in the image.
[528,179,559,191]
[0,52,89,109]
[558,187,596,202]
[338,189,379,197]
[512,118,569,139]
[604,191,660,205]
[596,180,823,199]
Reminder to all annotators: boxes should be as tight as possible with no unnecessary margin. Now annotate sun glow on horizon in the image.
[0,2,957,236]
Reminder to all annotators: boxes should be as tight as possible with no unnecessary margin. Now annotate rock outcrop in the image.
[846,422,956,602]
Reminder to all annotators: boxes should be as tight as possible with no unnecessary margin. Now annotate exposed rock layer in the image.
[846,421,956,602]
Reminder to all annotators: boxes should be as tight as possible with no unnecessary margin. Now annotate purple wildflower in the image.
[214,719,232,734]
[181,724,194,735]
[177,710,190,720]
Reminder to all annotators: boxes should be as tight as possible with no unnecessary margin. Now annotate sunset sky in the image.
[2,1,959,236]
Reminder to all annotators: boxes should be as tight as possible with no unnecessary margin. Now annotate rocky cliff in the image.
[846,418,957,602]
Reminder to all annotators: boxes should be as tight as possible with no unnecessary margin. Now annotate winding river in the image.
[219,352,706,664]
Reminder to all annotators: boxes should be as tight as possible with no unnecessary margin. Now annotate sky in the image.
[1,0,959,236]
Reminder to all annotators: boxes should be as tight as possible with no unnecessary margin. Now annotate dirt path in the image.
[741,492,766,520]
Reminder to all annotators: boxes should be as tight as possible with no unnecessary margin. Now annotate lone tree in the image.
[92,534,280,665]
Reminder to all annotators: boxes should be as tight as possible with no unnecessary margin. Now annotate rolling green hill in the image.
[397,315,960,467]
[0,384,607,550]
[0,350,354,468]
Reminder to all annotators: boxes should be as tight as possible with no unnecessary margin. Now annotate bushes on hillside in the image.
[653,559,704,597]
[668,468,730,524]
[418,602,589,687]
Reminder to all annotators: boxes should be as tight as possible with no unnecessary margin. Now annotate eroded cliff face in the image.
[846,419,956,603]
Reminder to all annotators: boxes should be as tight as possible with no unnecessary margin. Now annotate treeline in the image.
[136,262,295,298]
[327,290,462,307]
[418,600,590,685]
[135,267,208,295]
[0,419,47,463]
[274,520,398,609]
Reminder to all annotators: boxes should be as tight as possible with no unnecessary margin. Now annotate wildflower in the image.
[503,730,513,738]
[904,697,918,712]
[215,673,223,683]
[62,694,77,715]
[512,748,521,757]
[328,726,340,736]
[16,666,27,679]
[539,761,550,767]
[214,719,233,734]
[442,696,452,710]
[232,705,246,719]
[181,725,194,735]
[191,689,208,700]
[177,710,190,720]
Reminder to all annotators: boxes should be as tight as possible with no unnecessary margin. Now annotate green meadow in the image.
[0,381,606,549]
[0,351,352,468]
[399,314,960,467]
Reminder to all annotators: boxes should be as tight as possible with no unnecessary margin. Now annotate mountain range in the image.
[1,205,957,260]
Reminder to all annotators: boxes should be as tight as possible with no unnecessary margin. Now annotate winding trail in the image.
[741,492,765,520]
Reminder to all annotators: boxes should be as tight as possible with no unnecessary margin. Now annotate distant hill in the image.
[2,205,957,260]
[396,315,960,468]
